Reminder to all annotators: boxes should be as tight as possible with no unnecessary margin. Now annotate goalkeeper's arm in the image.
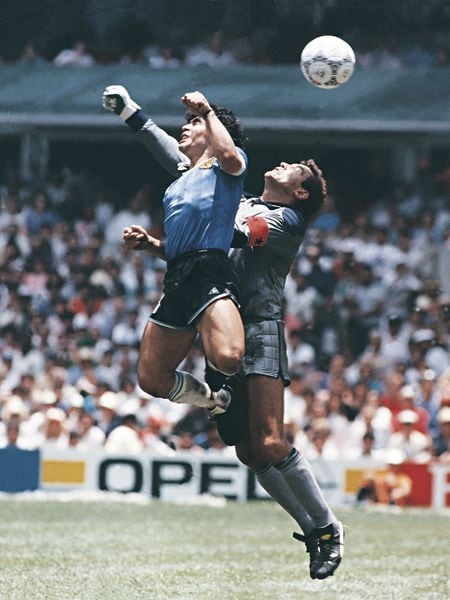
[102,85,188,178]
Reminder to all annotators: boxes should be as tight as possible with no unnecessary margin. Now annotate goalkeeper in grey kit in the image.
[103,84,344,580]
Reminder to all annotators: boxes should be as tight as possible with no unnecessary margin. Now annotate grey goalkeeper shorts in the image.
[241,320,290,386]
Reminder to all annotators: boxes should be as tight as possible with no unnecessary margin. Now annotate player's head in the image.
[264,159,327,220]
[184,104,247,149]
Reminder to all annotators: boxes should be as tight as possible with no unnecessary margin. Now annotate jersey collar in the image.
[248,196,291,210]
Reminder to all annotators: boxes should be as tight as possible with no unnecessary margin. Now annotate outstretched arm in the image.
[123,225,166,260]
[102,85,188,178]
[134,116,189,177]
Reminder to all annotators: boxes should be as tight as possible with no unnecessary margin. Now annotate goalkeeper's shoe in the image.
[314,521,344,580]
[212,385,244,446]
[293,531,322,579]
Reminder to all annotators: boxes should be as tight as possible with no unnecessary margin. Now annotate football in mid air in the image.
[300,35,355,89]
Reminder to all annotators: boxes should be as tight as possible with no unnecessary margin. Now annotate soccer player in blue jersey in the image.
[103,85,247,415]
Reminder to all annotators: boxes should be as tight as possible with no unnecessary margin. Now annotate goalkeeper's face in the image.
[265,162,313,183]
[178,116,208,157]
[264,162,314,202]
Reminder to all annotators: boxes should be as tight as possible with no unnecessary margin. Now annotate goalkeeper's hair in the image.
[186,104,247,149]
[297,159,328,223]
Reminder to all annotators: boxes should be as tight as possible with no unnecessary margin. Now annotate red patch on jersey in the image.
[245,215,269,247]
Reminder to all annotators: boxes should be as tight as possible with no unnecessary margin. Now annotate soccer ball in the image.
[300,35,355,89]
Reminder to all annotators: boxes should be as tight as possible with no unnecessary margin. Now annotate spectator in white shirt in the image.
[387,409,431,462]
[111,310,141,348]
[104,191,151,249]
[104,414,144,454]
[39,407,69,451]
[379,314,412,365]
[286,329,316,371]
[77,412,105,449]
[53,41,95,67]
[301,418,340,461]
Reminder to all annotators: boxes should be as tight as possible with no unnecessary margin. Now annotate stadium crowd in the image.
[2,1,450,69]
[0,154,449,466]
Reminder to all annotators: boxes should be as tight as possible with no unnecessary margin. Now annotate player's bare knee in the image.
[213,347,243,376]
[137,370,168,398]
[137,375,158,397]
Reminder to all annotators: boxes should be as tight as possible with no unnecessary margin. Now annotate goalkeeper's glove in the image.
[102,85,141,121]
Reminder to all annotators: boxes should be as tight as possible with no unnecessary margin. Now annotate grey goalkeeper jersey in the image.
[230,197,306,322]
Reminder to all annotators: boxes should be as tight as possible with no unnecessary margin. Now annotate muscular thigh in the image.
[196,298,244,364]
[139,320,196,379]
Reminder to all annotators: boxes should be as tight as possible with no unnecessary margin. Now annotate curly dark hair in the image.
[297,159,328,222]
[186,103,247,149]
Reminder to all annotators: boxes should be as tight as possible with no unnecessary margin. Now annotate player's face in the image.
[266,162,312,184]
[179,116,208,155]
[265,162,313,198]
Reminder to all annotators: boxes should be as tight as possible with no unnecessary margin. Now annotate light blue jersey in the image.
[163,149,247,261]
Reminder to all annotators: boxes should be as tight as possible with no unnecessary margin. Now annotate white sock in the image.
[168,371,214,409]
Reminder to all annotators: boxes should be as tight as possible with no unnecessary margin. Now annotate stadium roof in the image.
[0,64,449,145]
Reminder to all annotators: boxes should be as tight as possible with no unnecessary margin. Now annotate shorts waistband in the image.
[167,248,228,268]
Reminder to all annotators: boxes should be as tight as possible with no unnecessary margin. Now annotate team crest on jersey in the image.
[200,157,216,169]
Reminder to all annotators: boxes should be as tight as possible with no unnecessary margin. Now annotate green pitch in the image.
[0,498,448,600]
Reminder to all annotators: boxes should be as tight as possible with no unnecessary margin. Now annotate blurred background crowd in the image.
[2,0,450,69]
[0,0,449,475]
[0,152,448,464]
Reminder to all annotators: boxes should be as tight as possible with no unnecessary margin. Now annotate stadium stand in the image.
[1,0,449,70]
[0,0,448,473]
[0,154,448,460]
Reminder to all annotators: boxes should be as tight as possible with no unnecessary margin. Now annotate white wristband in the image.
[119,99,141,121]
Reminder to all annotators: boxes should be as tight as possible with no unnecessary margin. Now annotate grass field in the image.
[0,495,448,600]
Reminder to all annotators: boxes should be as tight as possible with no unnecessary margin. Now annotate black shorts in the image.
[149,249,239,330]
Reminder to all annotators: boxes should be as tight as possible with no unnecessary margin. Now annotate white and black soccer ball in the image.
[300,35,355,89]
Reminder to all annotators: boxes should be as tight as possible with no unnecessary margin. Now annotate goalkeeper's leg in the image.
[235,374,343,579]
